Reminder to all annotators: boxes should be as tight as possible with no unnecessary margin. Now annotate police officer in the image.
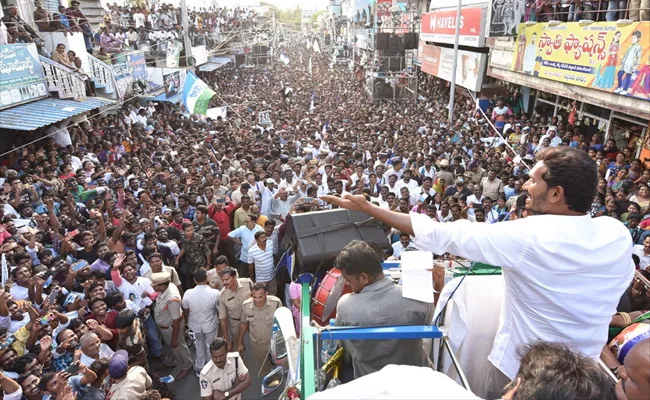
[218,267,253,351]
[199,337,251,400]
[151,271,193,380]
[237,282,282,376]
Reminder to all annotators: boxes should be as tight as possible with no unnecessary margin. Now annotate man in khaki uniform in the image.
[207,255,237,290]
[237,282,282,376]
[199,337,251,400]
[151,271,193,380]
[218,267,253,350]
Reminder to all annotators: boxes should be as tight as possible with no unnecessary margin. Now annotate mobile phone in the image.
[216,197,226,204]
[159,375,175,383]
[42,275,54,289]
[0,336,16,350]
[65,362,80,375]
[71,260,89,273]
[113,177,125,186]
[304,197,313,203]
[419,194,428,203]
[49,288,60,303]
[39,313,54,325]
[68,229,79,238]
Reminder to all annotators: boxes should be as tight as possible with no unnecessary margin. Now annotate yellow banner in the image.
[511,22,650,101]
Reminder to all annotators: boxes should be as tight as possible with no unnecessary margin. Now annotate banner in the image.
[420,43,487,92]
[166,41,183,68]
[164,71,181,98]
[206,106,227,120]
[113,51,147,80]
[192,45,208,66]
[0,44,48,110]
[511,22,650,101]
[421,7,486,47]
[258,110,271,125]
[182,71,216,115]
[489,0,525,37]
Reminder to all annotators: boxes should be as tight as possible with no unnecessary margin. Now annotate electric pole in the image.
[181,0,193,66]
[447,0,462,125]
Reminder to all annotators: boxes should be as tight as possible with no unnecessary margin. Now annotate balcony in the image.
[87,54,118,98]
[39,56,87,100]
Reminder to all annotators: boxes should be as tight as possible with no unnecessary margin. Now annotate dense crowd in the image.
[0,16,649,399]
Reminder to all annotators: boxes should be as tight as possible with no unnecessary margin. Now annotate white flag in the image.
[308,57,312,78]
[313,40,320,53]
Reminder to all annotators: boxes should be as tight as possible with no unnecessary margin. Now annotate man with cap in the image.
[237,282,282,376]
[182,268,221,376]
[436,159,455,190]
[106,350,152,399]
[444,176,472,199]
[151,271,193,380]
[199,337,251,400]
[218,267,253,351]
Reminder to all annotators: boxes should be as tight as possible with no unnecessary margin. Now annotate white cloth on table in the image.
[307,364,479,399]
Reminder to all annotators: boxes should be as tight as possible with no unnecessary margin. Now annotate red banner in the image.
[377,0,392,17]
[420,7,485,47]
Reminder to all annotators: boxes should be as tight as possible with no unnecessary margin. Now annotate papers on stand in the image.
[401,251,434,303]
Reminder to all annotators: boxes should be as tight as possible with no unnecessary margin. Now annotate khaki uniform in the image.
[143,265,182,288]
[154,282,193,372]
[241,296,282,376]
[199,353,249,400]
[218,278,253,344]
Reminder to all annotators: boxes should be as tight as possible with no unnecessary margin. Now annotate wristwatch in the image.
[224,391,230,399]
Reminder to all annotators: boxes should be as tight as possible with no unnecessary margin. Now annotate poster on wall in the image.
[164,71,181,98]
[420,43,487,92]
[489,0,526,37]
[511,22,650,101]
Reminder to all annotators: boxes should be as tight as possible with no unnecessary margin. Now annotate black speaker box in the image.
[403,32,418,49]
[282,209,390,274]
[389,34,402,51]
[235,54,245,65]
[376,32,390,50]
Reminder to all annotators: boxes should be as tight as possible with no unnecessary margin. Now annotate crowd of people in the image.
[0,8,649,398]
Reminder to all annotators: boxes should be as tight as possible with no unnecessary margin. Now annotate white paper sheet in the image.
[401,251,434,303]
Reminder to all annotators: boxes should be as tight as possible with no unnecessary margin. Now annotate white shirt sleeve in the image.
[409,212,526,268]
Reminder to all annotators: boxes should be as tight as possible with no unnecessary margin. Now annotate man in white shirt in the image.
[391,232,414,259]
[182,268,220,375]
[322,147,634,398]
[395,170,419,193]
[132,8,146,29]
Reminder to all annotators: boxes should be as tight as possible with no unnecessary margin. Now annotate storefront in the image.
[532,92,649,156]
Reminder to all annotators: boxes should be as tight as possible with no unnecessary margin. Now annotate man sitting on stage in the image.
[334,240,434,380]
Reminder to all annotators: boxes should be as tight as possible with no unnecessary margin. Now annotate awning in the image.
[140,91,183,104]
[199,57,232,72]
[0,97,114,131]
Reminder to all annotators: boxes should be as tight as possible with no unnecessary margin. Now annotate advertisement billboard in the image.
[489,0,526,37]
[420,7,486,47]
[511,22,650,101]
[420,42,487,92]
[0,44,48,110]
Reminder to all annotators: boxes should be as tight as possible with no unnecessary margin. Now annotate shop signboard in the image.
[511,22,650,101]
[420,42,487,92]
[416,40,424,65]
[420,7,486,47]
[489,0,526,37]
[0,43,48,110]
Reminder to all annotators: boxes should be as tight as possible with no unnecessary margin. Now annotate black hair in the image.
[334,240,383,279]
[193,267,208,283]
[535,147,596,213]
[512,341,616,400]
[210,337,228,352]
